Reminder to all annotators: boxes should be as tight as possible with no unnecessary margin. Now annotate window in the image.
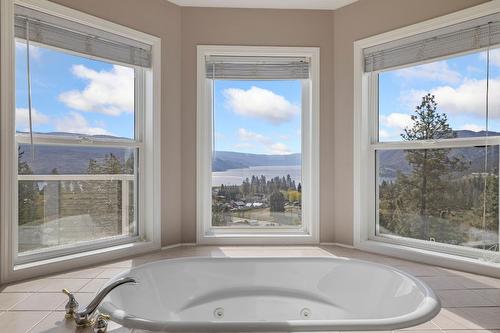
[356,5,500,266]
[1,0,161,278]
[197,46,319,244]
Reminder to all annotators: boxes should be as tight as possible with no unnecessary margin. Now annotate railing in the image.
[18,174,135,235]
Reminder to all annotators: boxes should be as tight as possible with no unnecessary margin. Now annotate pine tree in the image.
[401,94,467,239]
[270,191,285,212]
[102,153,123,174]
[18,148,38,225]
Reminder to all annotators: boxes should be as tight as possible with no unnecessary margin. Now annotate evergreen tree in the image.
[87,159,101,174]
[102,153,123,174]
[18,148,38,225]
[400,94,467,239]
[270,191,285,212]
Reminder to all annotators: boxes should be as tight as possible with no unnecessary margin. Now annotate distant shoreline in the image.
[212,165,301,186]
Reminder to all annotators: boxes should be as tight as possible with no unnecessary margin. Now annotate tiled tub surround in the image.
[0,246,498,333]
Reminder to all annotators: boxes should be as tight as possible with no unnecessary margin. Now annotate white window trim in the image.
[196,45,320,245]
[0,0,162,283]
[354,1,500,278]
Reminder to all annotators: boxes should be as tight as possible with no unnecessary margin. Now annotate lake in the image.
[212,165,301,186]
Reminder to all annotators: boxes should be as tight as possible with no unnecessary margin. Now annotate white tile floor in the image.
[0,245,498,333]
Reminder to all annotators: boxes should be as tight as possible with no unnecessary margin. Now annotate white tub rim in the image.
[99,256,442,332]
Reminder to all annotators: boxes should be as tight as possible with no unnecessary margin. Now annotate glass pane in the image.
[377,146,499,257]
[18,144,136,175]
[15,40,135,140]
[377,49,500,142]
[211,80,302,228]
[17,144,137,253]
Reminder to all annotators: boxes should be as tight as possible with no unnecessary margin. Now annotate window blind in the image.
[364,12,500,72]
[205,56,310,79]
[14,5,151,68]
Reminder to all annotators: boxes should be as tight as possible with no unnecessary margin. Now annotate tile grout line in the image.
[26,310,52,333]
[6,292,33,311]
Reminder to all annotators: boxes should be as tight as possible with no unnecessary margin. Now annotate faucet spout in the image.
[63,276,137,327]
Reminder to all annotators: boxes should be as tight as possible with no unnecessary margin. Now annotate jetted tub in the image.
[99,257,441,331]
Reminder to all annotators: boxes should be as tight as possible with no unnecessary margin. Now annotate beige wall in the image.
[331,0,488,245]
[179,1,489,244]
[7,0,489,247]
[48,0,183,246]
[180,7,335,243]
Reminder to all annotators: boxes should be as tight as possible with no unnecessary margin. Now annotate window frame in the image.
[1,0,162,283]
[354,1,500,277]
[196,45,320,245]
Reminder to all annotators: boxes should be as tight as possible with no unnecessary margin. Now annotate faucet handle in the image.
[94,313,111,333]
[62,288,79,319]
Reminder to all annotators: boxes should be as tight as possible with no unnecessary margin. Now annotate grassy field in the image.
[230,206,301,227]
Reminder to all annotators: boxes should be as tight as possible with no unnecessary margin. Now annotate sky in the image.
[15,41,302,154]
[213,80,302,155]
[379,47,500,141]
[17,40,500,153]
[15,41,135,139]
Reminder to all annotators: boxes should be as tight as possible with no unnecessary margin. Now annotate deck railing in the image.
[18,174,135,235]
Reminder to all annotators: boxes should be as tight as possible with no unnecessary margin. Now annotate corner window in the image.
[359,12,500,263]
[197,46,319,244]
[15,41,140,256]
[1,0,161,275]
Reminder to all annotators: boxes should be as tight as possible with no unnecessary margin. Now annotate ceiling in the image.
[168,0,358,10]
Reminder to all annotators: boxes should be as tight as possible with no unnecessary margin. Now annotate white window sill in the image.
[356,239,500,278]
[6,239,159,283]
[198,230,318,245]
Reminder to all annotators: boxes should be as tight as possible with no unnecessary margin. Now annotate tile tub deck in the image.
[0,245,499,333]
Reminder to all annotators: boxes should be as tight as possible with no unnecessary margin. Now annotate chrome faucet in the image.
[62,277,137,327]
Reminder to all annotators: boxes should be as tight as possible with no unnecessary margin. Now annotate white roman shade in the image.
[14,5,151,68]
[364,12,500,72]
[205,56,310,79]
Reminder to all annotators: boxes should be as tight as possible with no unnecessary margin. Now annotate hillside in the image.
[378,130,500,180]
[212,151,301,171]
[17,130,500,176]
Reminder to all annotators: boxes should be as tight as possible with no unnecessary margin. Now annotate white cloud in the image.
[463,123,484,132]
[237,128,292,155]
[480,48,500,68]
[16,42,42,60]
[379,129,391,139]
[58,64,134,116]
[16,108,49,131]
[233,142,255,150]
[238,128,272,145]
[269,142,291,154]
[400,78,500,119]
[55,112,113,136]
[380,112,413,129]
[395,61,461,84]
[215,132,226,141]
[279,135,291,141]
[223,86,298,124]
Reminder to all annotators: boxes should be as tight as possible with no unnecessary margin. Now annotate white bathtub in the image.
[99,257,441,331]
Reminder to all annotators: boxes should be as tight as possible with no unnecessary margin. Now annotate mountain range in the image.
[17,130,500,176]
[212,151,301,171]
[379,130,500,179]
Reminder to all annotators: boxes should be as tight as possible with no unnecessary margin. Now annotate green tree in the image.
[102,153,123,174]
[18,148,39,225]
[240,177,250,197]
[400,94,467,239]
[87,159,101,174]
[270,191,285,212]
